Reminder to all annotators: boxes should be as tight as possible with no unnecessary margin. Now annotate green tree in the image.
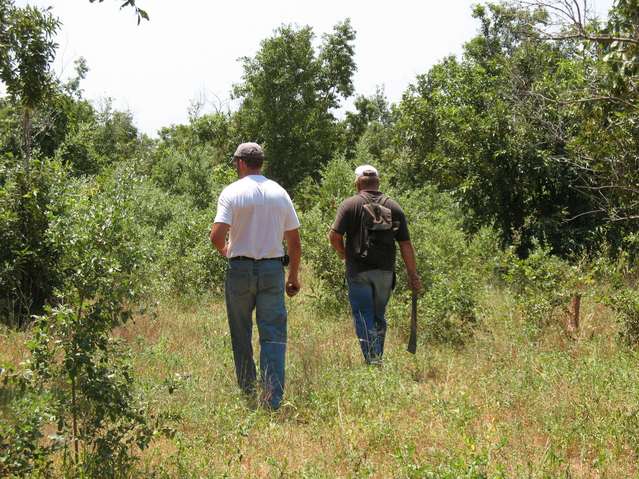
[148,111,235,208]
[0,0,60,168]
[233,19,356,191]
[342,87,393,160]
[516,0,639,243]
[393,3,602,255]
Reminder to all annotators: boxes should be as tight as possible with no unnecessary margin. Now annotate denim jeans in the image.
[225,258,287,409]
[347,269,394,364]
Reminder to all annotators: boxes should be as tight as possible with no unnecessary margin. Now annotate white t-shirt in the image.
[214,175,300,259]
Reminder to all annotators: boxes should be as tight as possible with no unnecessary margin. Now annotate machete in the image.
[407,291,417,354]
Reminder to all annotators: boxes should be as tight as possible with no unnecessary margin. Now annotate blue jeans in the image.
[347,269,394,364]
[225,258,287,409]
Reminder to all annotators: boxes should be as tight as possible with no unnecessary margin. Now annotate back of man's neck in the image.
[240,170,263,178]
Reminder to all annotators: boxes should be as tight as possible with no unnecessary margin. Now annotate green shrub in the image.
[0,392,56,478]
[48,165,156,313]
[0,157,68,327]
[156,204,227,298]
[298,156,356,311]
[8,164,164,476]
[29,306,155,477]
[590,238,639,345]
[388,187,496,344]
[606,286,639,345]
[503,242,578,328]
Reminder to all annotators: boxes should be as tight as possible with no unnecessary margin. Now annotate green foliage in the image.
[298,156,355,310]
[601,0,639,92]
[342,88,393,161]
[156,203,226,298]
[0,158,67,327]
[390,187,497,344]
[503,241,579,328]
[607,286,639,345]
[0,164,163,476]
[391,3,608,256]
[233,20,356,190]
[0,0,60,110]
[0,392,55,477]
[0,0,61,163]
[28,305,154,477]
[395,441,498,479]
[149,113,236,208]
[48,165,155,314]
[593,239,639,345]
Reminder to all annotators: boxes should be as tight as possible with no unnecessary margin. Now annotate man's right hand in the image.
[408,273,423,294]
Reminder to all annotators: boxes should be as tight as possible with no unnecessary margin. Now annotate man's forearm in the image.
[399,240,423,293]
[283,228,302,297]
[284,229,301,279]
[399,240,420,283]
[210,223,230,256]
[288,243,301,279]
[328,230,346,259]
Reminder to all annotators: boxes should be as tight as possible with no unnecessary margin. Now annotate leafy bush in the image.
[156,204,227,298]
[0,391,55,478]
[593,242,639,345]
[503,242,579,328]
[388,187,497,344]
[0,157,68,327]
[298,156,356,311]
[3,163,161,476]
[607,287,639,345]
[48,165,156,313]
[29,306,155,477]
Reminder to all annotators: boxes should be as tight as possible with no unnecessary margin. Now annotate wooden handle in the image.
[407,292,417,354]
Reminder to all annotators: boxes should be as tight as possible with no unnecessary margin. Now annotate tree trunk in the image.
[22,107,32,171]
[568,294,581,332]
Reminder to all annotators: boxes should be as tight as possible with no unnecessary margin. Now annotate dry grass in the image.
[3,286,639,478]
[0,326,30,366]
[113,287,639,478]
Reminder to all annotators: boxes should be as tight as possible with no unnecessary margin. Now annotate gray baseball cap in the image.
[233,142,264,161]
[354,164,379,178]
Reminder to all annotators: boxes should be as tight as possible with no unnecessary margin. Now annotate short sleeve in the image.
[214,190,232,225]
[331,200,350,235]
[394,205,410,242]
[283,193,301,231]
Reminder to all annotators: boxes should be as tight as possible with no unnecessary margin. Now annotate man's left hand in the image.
[286,277,301,297]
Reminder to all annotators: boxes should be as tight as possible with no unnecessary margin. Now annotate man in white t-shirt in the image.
[210,142,301,410]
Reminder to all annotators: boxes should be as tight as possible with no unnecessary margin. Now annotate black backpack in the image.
[354,193,399,266]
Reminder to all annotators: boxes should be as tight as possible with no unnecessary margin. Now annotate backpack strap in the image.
[358,192,389,206]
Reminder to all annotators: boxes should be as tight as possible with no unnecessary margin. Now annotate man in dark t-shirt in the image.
[329,164,422,365]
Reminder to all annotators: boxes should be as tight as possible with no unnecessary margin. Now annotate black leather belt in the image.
[230,256,284,262]
[229,255,289,266]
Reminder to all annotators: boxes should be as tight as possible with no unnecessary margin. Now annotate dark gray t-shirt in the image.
[331,191,410,277]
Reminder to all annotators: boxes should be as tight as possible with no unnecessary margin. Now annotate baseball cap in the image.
[233,142,264,161]
[354,164,379,178]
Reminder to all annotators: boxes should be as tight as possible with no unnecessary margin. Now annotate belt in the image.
[229,256,285,262]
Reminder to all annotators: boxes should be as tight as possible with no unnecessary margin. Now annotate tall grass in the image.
[90,284,639,478]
